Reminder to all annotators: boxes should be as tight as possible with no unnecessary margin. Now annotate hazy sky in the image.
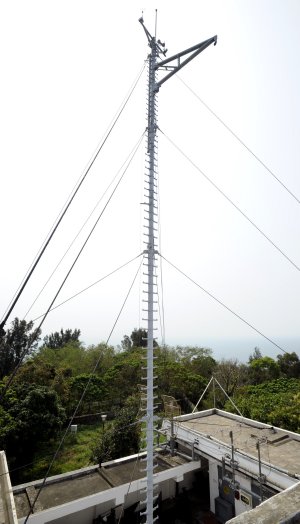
[1,1,300,361]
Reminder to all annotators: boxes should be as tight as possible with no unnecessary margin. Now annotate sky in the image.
[1,1,300,362]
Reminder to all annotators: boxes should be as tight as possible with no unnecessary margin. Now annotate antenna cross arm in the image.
[155,35,217,90]
[139,16,153,45]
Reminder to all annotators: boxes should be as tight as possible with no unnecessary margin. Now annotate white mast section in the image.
[139,16,217,524]
[141,25,159,524]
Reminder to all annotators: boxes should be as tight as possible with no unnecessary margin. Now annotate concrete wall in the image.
[228,482,300,524]
[0,451,18,524]
[48,478,184,524]
[39,476,192,524]
[209,458,263,518]
[234,472,252,516]
[17,459,200,523]
[47,499,116,524]
[209,459,219,513]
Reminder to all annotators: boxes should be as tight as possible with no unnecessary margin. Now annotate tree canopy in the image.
[42,328,81,349]
[0,318,41,379]
[0,321,299,483]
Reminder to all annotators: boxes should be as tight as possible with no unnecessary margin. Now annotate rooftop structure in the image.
[13,451,201,523]
[1,408,300,523]
[229,481,300,524]
[162,408,300,522]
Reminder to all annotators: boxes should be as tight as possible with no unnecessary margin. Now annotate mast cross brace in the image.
[155,35,217,91]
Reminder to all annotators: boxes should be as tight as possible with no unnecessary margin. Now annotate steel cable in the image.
[160,253,288,355]
[23,255,144,523]
[160,129,300,274]
[0,61,146,331]
[177,76,300,205]
[1,140,142,398]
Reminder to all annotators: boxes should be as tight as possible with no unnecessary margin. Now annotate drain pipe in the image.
[170,415,175,457]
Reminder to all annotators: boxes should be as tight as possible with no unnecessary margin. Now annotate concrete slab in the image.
[13,453,192,519]
[179,413,300,477]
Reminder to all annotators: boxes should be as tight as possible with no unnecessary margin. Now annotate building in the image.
[2,408,300,523]
[13,452,202,523]
[161,408,300,523]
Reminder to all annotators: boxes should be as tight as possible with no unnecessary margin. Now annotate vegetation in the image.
[224,378,300,431]
[92,396,141,465]
[20,424,104,483]
[0,318,41,379]
[0,320,299,483]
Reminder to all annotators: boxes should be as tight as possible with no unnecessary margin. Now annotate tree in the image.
[121,328,158,350]
[0,318,41,379]
[84,343,115,374]
[190,354,217,379]
[248,347,262,363]
[102,349,142,408]
[156,360,207,407]
[249,356,280,384]
[42,328,81,349]
[121,334,132,351]
[214,359,247,397]
[174,346,213,364]
[37,342,86,377]
[0,382,66,480]
[68,374,107,415]
[224,379,300,431]
[277,352,300,378]
[130,328,147,348]
[92,396,140,464]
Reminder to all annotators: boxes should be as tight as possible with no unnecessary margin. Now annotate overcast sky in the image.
[1,1,300,361]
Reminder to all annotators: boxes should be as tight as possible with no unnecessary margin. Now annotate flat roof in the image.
[13,452,191,519]
[176,410,300,477]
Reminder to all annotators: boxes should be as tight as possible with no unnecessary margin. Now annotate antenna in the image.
[139,17,217,523]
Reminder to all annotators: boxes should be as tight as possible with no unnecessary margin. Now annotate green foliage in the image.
[2,320,299,479]
[15,386,66,438]
[0,382,66,479]
[249,356,280,383]
[248,346,262,363]
[84,343,115,374]
[35,341,115,378]
[156,360,207,406]
[102,349,142,408]
[0,404,18,445]
[42,328,81,349]
[92,396,141,464]
[243,378,300,395]
[121,328,158,350]
[20,424,103,483]
[277,352,300,378]
[190,355,217,378]
[0,318,41,379]
[68,374,107,415]
[225,378,300,431]
[37,342,86,376]
[174,345,213,364]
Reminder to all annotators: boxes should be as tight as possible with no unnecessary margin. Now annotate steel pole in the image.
[144,36,158,524]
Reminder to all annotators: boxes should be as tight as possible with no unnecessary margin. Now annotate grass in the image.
[20,423,105,483]
[17,421,165,484]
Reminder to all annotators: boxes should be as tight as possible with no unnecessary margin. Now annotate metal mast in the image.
[139,16,217,524]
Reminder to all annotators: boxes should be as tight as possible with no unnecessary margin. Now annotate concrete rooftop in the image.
[13,451,191,519]
[176,411,300,478]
